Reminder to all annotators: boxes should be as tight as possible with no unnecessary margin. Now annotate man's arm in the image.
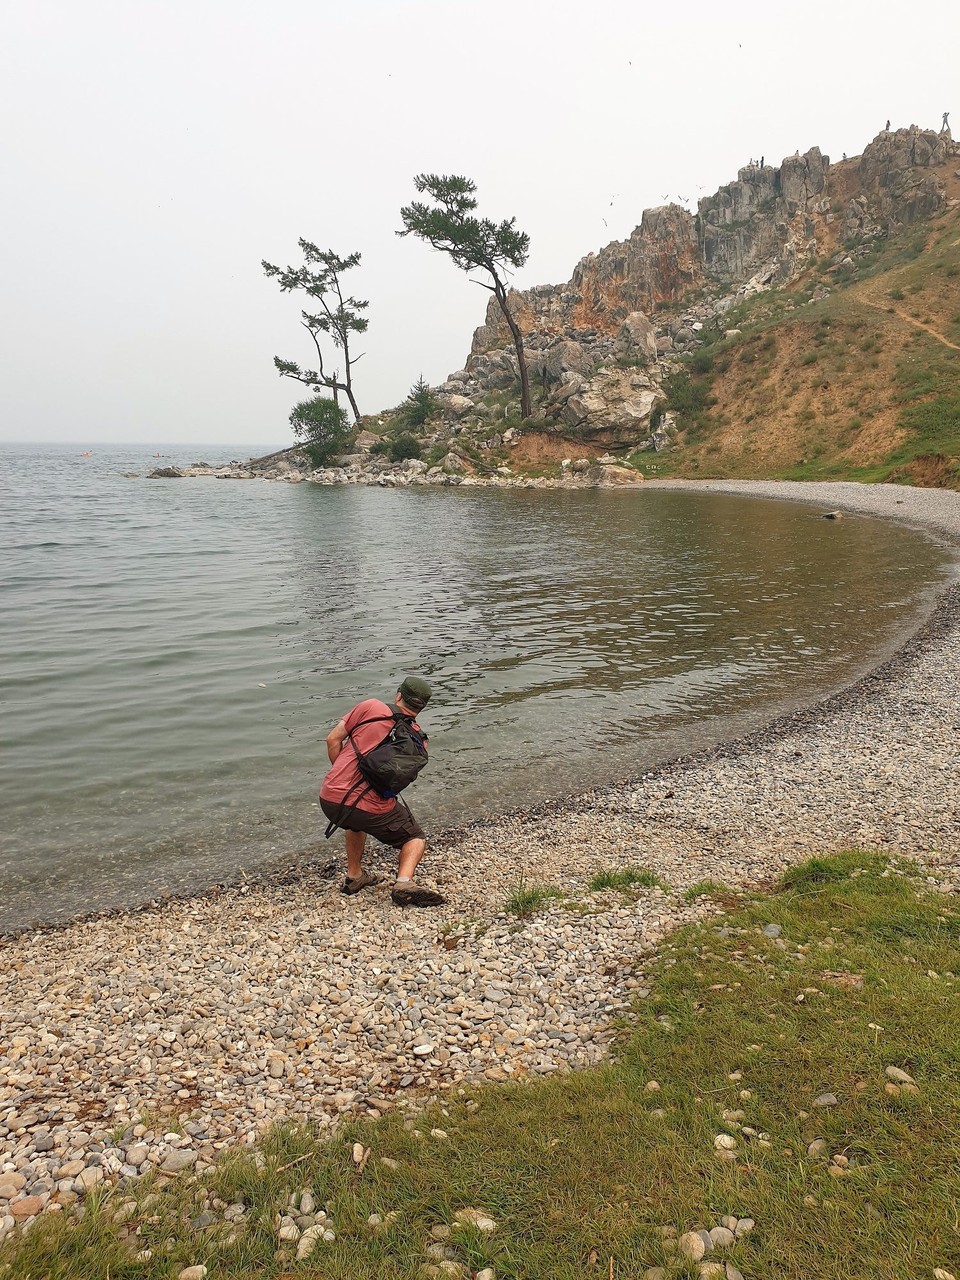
[326,719,348,765]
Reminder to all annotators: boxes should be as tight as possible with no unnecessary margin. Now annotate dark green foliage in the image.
[690,350,714,375]
[663,370,711,417]
[400,376,438,428]
[381,433,422,462]
[398,175,529,275]
[289,396,352,468]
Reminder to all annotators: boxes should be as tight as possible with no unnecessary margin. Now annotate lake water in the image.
[1,443,953,931]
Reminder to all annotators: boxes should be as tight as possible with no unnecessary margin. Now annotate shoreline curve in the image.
[1,479,959,1229]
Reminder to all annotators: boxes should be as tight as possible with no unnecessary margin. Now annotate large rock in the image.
[858,125,947,227]
[441,394,475,418]
[541,338,595,379]
[613,311,658,361]
[561,369,660,445]
[585,464,643,485]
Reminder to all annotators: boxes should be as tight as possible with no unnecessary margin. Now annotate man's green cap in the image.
[399,676,431,711]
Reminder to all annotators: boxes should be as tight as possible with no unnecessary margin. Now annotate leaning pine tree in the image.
[398,175,532,420]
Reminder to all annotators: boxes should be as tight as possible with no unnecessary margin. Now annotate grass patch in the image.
[5,853,960,1280]
[502,877,563,918]
[683,878,733,902]
[589,866,668,892]
[778,850,882,891]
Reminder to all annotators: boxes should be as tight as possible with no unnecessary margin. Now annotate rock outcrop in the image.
[470,126,953,358]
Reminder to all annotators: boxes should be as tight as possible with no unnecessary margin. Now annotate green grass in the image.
[502,878,563,917]
[683,878,732,902]
[5,852,960,1279]
[589,866,668,892]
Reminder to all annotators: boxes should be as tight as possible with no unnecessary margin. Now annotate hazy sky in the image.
[2,0,957,447]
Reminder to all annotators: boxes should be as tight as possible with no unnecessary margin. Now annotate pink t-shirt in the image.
[319,699,427,815]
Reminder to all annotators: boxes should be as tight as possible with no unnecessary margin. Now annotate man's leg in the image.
[345,829,368,879]
[395,837,425,881]
[392,837,445,906]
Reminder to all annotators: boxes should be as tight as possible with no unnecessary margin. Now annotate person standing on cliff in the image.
[319,676,445,907]
[943,111,950,133]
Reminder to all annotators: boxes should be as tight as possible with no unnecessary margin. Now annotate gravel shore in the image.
[2,480,959,1236]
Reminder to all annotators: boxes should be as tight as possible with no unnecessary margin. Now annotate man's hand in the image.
[326,719,348,765]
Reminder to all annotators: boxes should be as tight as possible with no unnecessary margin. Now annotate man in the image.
[319,676,445,907]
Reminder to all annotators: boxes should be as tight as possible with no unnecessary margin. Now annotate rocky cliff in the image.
[469,125,953,357]
[363,120,958,481]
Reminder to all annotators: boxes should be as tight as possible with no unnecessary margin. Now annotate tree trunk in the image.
[493,279,531,420]
[344,384,362,425]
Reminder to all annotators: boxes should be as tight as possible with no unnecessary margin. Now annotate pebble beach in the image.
[2,479,959,1237]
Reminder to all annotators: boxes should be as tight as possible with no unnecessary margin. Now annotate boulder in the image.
[441,452,466,474]
[442,394,475,418]
[542,338,594,379]
[613,311,658,361]
[147,466,185,479]
[586,464,643,485]
[553,370,585,402]
[561,369,660,445]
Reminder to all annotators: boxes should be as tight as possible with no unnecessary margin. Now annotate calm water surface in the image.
[0,443,953,930]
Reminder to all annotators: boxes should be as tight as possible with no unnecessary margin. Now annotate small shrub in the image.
[800,352,818,366]
[386,432,422,462]
[888,287,905,301]
[289,396,352,468]
[400,375,438,428]
[662,370,712,420]
[370,432,423,462]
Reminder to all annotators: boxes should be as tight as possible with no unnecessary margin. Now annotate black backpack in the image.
[349,711,429,798]
[323,711,429,837]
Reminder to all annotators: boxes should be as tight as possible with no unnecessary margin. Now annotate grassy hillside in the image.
[648,195,960,489]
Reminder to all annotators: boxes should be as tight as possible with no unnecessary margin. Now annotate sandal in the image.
[341,873,380,895]
[391,883,446,908]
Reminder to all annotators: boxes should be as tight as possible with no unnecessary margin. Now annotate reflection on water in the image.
[0,444,952,929]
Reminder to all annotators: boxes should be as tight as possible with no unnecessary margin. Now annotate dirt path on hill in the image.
[860,294,960,352]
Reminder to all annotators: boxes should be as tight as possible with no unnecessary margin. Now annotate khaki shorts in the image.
[320,797,425,848]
